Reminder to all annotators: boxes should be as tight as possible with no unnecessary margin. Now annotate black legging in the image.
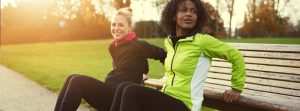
[110,82,190,111]
[54,74,115,111]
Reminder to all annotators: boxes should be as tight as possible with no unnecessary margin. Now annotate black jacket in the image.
[105,38,166,88]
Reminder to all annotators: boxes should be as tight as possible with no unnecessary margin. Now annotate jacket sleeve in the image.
[201,35,246,92]
[138,40,167,64]
[144,61,149,74]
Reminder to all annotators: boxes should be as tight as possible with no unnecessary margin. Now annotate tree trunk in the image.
[227,0,235,38]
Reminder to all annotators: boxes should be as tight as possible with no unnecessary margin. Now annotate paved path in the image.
[0,65,89,111]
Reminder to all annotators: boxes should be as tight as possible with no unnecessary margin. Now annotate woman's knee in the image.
[123,84,144,97]
[66,74,81,80]
[68,74,86,85]
[62,74,82,86]
[69,75,104,88]
[117,82,134,90]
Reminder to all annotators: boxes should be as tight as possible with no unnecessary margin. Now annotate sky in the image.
[1,0,300,29]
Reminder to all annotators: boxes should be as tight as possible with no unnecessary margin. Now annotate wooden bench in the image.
[145,43,300,111]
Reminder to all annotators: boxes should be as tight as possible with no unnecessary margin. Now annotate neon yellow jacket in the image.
[162,33,246,111]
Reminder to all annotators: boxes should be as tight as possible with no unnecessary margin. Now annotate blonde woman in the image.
[54,7,166,111]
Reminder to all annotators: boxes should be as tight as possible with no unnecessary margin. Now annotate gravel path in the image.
[0,65,89,111]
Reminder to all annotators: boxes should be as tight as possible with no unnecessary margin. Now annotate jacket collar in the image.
[168,30,198,42]
[113,32,136,46]
[167,33,197,44]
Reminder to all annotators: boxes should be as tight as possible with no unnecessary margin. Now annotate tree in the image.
[114,0,131,9]
[1,0,112,44]
[226,0,235,38]
[66,0,111,40]
[286,20,300,37]
[134,21,166,38]
[238,0,289,37]
[215,0,220,35]
[202,2,227,38]
[1,0,60,44]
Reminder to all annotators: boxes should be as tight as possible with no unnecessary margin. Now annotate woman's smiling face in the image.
[111,14,132,40]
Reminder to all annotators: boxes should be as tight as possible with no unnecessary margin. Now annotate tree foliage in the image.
[134,21,166,38]
[237,0,297,37]
[114,0,131,9]
[202,2,227,38]
[1,0,111,44]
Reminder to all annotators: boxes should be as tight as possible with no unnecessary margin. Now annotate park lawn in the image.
[1,37,299,110]
[0,39,167,92]
[1,40,112,92]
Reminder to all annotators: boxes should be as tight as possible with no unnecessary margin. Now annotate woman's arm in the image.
[137,40,167,64]
[201,35,246,92]
[201,35,246,103]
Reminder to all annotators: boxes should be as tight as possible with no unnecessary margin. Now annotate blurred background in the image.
[1,0,299,44]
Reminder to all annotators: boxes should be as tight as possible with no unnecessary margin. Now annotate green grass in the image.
[0,39,167,92]
[1,37,299,111]
[1,40,112,92]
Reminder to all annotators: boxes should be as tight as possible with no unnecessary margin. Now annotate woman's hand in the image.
[143,74,148,81]
[140,74,148,85]
[223,89,241,103]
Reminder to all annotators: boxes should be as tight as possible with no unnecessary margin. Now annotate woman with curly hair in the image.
[110,0,246,111]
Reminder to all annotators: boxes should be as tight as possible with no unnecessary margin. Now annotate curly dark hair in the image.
[160,0,208,35]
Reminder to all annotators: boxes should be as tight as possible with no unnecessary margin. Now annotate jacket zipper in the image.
[163,41,179,92]
[170,43,179,86]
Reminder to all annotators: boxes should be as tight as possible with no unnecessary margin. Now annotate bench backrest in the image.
[205,43,300,110]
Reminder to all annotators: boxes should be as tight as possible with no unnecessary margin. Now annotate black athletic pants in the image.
[54,74,115,111]
[110,82,190,111]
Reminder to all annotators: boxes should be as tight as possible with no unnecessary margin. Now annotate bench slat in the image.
[240,51,300,60]
[212,61,300,75]
[205,83,300,101]
[207,72,300,90]
[209,67,300,82]
[229,43,300,52]
[143,79,163,89]
[204,86,300,111]
[205,78,300,97]
[213,57,300,68]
